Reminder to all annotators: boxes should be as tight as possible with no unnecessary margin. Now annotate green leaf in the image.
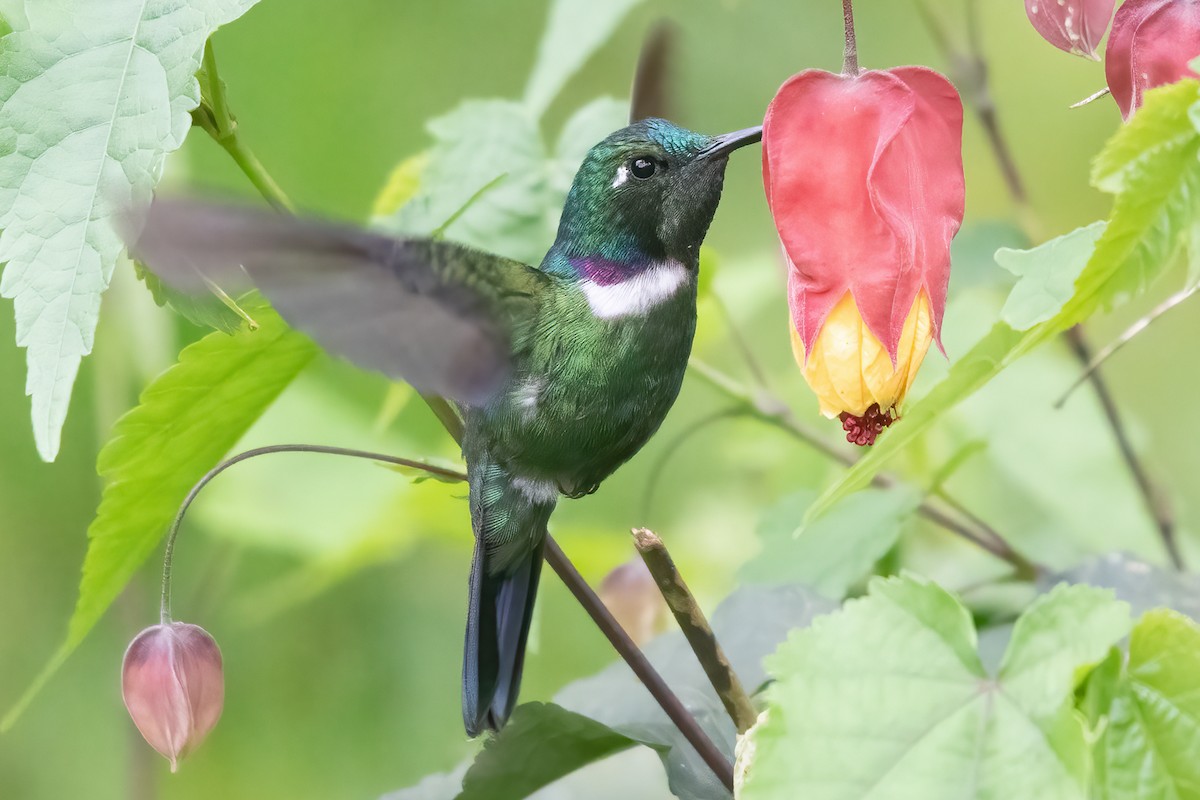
[371,151,428,218]
[1087,609,1200,800]
[804,80,1200,525]
[133,260,251,334]
[997,222,1107,330]
[376,97,626,265]
[2,305,316,729]
[741,488,918,599]
[0,0,259,460]
[457,703,639,800]
[742,577,1130,800]
[559,584,837,800]
[523,0,646,117]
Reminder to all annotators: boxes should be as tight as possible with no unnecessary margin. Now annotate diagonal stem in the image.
[914,0,1181,570]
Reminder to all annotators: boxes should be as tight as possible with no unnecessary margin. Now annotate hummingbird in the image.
[131,117,762,736]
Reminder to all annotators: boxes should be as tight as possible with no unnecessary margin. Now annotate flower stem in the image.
[842,0,861,76]
[158,444,468,625]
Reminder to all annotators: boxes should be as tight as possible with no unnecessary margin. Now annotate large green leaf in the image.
[805,80,1200,525]
[1087,609,1200,799]
[740,488,918,599]
[742,577,1130,800]
[457,703,639,800]
[2,306,316,728]
[0,0,259,460]
[523,0,646,117]
[377,97,626,265]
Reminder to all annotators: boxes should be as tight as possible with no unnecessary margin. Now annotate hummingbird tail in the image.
[462,456,556,736]
[463,537,545,736]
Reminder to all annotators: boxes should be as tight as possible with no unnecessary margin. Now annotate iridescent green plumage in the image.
[131,118,761,737]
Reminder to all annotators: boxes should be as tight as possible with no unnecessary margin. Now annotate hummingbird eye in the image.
[629,156,657,180]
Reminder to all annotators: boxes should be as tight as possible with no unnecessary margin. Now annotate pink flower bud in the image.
[1105,0,1200,119]
[121,622,224,772]
[762,67,964,444]
[598,559,668,646]
[1025,0,1115,60]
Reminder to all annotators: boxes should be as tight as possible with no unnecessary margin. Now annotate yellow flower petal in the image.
[793,291,933,419]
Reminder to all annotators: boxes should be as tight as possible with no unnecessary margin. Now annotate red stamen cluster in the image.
[839,403,895,446]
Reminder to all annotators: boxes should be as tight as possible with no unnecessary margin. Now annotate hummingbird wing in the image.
[130,197,548,407]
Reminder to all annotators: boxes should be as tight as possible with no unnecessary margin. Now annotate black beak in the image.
[699,125,763,159]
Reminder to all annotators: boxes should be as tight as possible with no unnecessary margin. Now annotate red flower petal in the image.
[1025,0,1115,59]
[1106,0,1200,120]
[763,67,964,362]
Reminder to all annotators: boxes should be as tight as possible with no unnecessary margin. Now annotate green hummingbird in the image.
[131,118,762,735]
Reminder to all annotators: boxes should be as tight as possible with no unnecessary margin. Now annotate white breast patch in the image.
[580,261,690,319]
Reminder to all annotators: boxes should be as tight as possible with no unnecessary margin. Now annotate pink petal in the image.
[1106,0,1200,119]
[763,67,963,361]
[1026,0,1115,59]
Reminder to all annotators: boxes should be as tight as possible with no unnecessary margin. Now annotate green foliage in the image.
[741,488,918,599]
[1085,610,1200,800]
[2,305,316,729]
[458,703,638,800]
[522,0,646,117]
[804,80,1200,525]
[997,222,1106,330]
[133,260,252,334]
[742,578,1131,800]
[0,0,259,461]
[377,97,627,264]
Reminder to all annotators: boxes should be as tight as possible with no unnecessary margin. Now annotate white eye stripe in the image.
[612,164,630,188]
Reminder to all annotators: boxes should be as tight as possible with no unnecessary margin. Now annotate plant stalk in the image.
[842,0,861,76]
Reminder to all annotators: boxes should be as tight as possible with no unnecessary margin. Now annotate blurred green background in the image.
[1,0,1194,798]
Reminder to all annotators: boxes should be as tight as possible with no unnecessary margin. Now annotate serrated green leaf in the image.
[456,703,638,800]
[375,96,626,265]
[741,488,918,599]
[2,305,316,729]
[133,260,250,334]
[743,576,1130,800]
[997,222,1107,330]
[523,0,646,117]
[0,0,259,460]
[1088,609,1200,800]
[804,80,1200,526]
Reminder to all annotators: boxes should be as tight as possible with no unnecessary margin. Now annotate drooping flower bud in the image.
[122,622,224,771]
[1105,0,1200,120]
[762,67,964,445]
[598,558,668,646]
[1025,0,1115,59]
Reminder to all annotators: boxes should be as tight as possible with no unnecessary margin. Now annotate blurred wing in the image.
[130,197,548,406]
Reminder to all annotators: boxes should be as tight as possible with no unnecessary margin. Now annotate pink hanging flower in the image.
[122,622,225,771]
[1025,0,1116,60]
[1106,0,1200,120]
[762,67,965,445]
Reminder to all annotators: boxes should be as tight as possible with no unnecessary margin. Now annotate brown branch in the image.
[687,358,1040,579]
[545,538,735,791]
[632,528,758,734]
[1063,328,1182,569]
[841,0,861,76]
[913,0,1181,571]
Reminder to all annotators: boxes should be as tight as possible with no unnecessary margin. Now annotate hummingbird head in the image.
[554,119,761,267]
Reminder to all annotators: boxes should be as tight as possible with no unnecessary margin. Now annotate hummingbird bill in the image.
[130,118,761,736]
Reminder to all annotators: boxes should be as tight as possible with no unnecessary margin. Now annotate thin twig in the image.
[632,528,758,734]
[1070,86,1111,109]
[545,538,735,791]
[1057,283,1200,406]
[841,0,861,76]
[159,444,468,623]
[918,0,1182,570]
[1062,328,1182,569]
[629,20,677,124]
[687,358,1040,578]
